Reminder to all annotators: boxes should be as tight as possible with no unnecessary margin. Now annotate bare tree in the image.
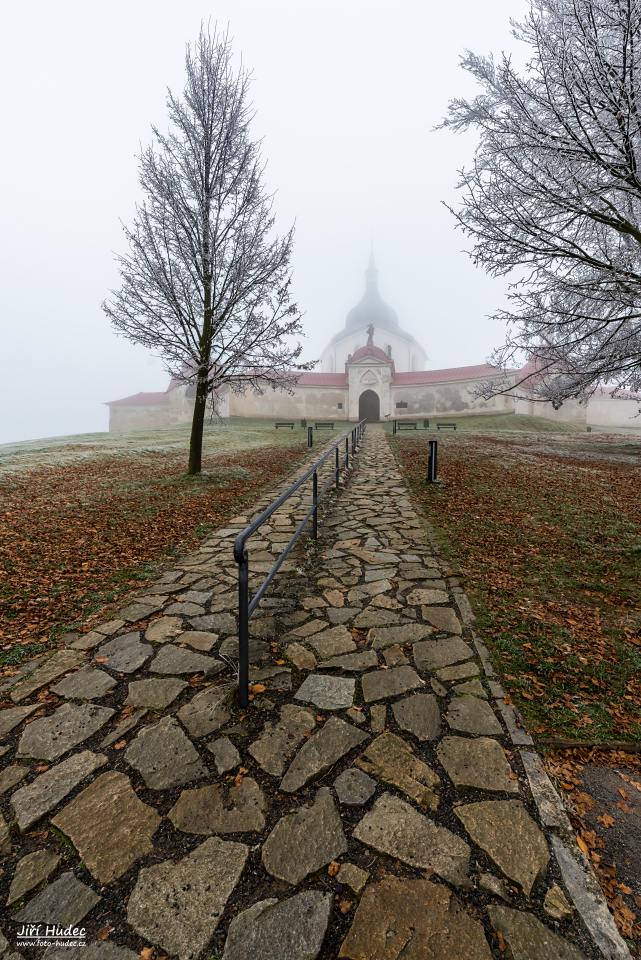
[103,25,310,474]
[441,0,641,406]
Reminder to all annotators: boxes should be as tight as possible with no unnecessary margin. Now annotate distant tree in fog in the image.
[103,25,309,474]
[441,0,641,405]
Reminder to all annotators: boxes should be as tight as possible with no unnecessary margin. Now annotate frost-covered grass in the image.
[0,417,347,477]
[381,412,581,433]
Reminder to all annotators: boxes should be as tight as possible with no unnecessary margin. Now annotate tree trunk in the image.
[187,371,209,475]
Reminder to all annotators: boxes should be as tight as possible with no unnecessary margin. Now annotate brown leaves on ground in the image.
[392,433,641,742]
[0,444,306,656]
[548,748,641,946]
[392,432,641,951]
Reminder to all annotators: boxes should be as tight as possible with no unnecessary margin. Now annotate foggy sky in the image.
[0,0,518,445]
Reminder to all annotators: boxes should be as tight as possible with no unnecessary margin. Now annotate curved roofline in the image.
[327,323,422,348]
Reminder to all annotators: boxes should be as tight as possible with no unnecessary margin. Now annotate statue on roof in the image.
[366,323,374,346]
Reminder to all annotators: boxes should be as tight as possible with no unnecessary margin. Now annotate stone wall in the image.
[587,396,640,428]
[228,386,348,419]
[513,396,587,426]
[390,379,514,418]
[108,385,195,433]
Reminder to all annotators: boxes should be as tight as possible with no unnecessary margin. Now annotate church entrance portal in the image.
[359,389,380,422]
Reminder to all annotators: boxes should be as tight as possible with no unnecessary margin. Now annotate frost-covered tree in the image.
[103,26,309,474]
[441,0,641,405]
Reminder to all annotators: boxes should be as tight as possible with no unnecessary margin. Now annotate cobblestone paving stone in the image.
[0,426,624,958]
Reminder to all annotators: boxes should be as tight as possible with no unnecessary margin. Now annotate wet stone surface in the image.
[280,717,368,793]
[52,771,161,883]
[357,731,440,809]
[446,696,503,736]
[223,891,332,960]
[49,667,117,700]
[17,703,115,761]
[392,692,442,740]
[456,799,550,895]
[169,777,267,835]
[294,673,356,711]
[127,837,248,959]
[437,736,519,793]
[96,632,152,673]
[353,793,470,887]
[262,788,347,885]
[125,716,208,789]
[7,849,60,905]
[0,426,597,960]
[339,876,492,960]
[14,871,100,925]
[11,749,107,831]
[334,767,377,806]
[361,665,424,703]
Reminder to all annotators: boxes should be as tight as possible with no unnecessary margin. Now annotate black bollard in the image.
[427,439,438,483]
[307,426,313,448]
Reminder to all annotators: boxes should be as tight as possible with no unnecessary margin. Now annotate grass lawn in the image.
[381,411,582,434]
[0,418,347,667]
[389,415,641,744]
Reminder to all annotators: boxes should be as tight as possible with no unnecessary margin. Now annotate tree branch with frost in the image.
[440,0,641,405]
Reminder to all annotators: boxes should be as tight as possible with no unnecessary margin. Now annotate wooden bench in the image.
[275,421,295,430]
[437,422,457,430]
[315,421,334,430]
[397,421,418,430]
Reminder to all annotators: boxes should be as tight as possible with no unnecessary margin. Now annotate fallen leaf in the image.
[597,814,615,828]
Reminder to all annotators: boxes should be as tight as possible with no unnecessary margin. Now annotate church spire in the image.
[365,248,378,289]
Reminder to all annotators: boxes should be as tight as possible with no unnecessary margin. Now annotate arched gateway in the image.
[359,389,380,422]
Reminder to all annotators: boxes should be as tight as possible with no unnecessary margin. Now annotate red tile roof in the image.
[107,391,169,407]
[393,363,502,385]
[296,372,348,387]
[349,345,393,365]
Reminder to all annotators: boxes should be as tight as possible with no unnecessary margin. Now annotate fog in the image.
[0,0,519,445]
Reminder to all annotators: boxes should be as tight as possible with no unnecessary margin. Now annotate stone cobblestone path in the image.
[0,427,630,959]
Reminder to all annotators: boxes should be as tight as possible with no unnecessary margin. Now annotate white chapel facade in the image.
[108,255,638,431]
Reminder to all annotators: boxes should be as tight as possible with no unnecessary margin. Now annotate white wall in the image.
[347,361,393,419]
[320,327,427,373]
[228,385,348,419]
[587,396,641,428]
[513,396,587,426]
[391,380,513,417]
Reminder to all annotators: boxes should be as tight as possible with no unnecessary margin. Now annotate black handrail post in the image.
[307,426,313,448]
[351,428,355,457]
[345,436,349,469]
[312,470,318,538]
[238,550,250,708]
[335,446,339,488]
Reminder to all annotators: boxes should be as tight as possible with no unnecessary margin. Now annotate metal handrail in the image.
[233,419,367,707]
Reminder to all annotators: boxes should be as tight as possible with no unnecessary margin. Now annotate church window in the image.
[386,344,392,357]
[396,400,408,409]
[337,402,343,409]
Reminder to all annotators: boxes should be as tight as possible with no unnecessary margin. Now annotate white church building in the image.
[108,256,639,432]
